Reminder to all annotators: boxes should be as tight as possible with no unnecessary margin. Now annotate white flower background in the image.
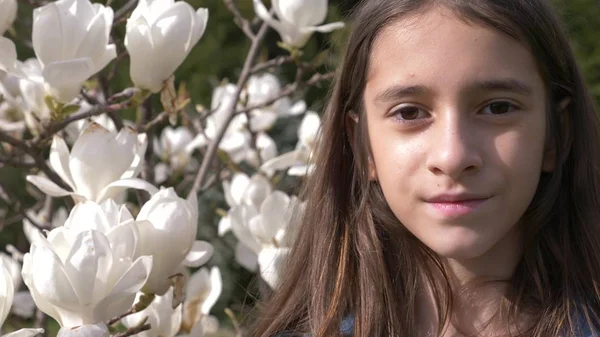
[0,0,346,336]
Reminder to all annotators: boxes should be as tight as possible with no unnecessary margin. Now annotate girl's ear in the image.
[345,111,378,181]
[542,97,572,172]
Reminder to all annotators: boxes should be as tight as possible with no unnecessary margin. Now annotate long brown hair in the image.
[252,0,600,336]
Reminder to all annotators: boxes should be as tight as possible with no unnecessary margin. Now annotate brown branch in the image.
[106,306,138,326]
[114,0,139,25]
[113,324,151,337]
[33,88,137,145]
[0,154,36,169]
[235,71,334,116]
[188,21,270,198]
[251,55,294,74]
[0,131,70,190]
[223,0,255,39]
[139,111,169,132]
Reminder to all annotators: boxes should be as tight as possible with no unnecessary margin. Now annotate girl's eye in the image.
[390,106,429,122]
[481,101,519,115]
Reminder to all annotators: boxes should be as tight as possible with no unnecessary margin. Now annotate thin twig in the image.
[140,111,169,132]
[113,323,151,337]
[189,21,270,198]
[114,0,138,24]
[223,0,255,39]
[0,131,70,190]
[106,307,137,326]
[251,55,294,74]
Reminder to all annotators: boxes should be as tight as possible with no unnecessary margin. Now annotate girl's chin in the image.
[418,228,496,260]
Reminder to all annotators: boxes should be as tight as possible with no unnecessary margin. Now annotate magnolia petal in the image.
[191,8,209,50]
[289,100,307,116]
[26,175,73,198]
[260,150,302,175]
[226,172,250,206]
[49,135,75,190]
[0,37,19,74]
[235,242,258,272]
[303,21,346,33]
[298,111,321,145]
[3,328,45,337]
[31,245,79,307]
[63,230,112,306]
[94,44,117,74]
[182,241,213,268]
[108,255,152,296]
[42,58,96,103]
[21,252,62,324]
[92,256,152,322]
[122,133,148,179]
[73,10,111,61]
[217,216,232,237]
[288,164,312,176]
[11,291,37,319]
[0,260,14,327]
[252,0,287,40]
[57,323,109,337]
[229,206,261,253]
[258,247,290,289]
[259,191,291,242]
[201,267,222,315]
[63,201,111,232]
[96,178,159,203]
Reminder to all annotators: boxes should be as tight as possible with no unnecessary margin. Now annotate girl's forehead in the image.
[365,7,544,98]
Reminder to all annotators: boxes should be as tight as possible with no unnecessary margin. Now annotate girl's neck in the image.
[416,224,527,337]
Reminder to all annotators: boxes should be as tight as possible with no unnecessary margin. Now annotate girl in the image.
[253,0,600,336]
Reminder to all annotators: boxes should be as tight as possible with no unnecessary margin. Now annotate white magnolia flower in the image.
[261,111,321,176]
[246,132,278,170]
[136,188,213,295]
[230,190,305,288]
[182,267,222,335]
[244,73,305,132]
[218,173,272,236]
[26,123,155,203]
[0,68,25,135]
[253,0,344,48]
[153,126,200,183]
[0,260,43,337]
[191,84,279,166]
[190,84,249,163]
[22,203,153,328]
[125,0,208,93]
[17,59,53,133]
[122,288,182,337]
[0,0,17,36]
[0,253,35,319]
[32,0,116,103]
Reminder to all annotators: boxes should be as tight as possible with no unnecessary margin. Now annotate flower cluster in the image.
[0,0,338,335]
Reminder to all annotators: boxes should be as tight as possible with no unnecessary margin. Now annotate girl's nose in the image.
[425,113,483,180]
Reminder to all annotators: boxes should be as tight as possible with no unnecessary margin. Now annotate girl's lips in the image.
[426,198,489,217]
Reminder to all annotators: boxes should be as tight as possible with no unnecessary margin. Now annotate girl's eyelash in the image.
[389,105,430,125]
[388,100,522,124]
[479,100,521,115]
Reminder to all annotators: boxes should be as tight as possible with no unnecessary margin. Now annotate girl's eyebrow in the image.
[374,78,534,103]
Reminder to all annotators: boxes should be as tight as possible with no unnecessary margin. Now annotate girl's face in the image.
[363,8,552,261]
